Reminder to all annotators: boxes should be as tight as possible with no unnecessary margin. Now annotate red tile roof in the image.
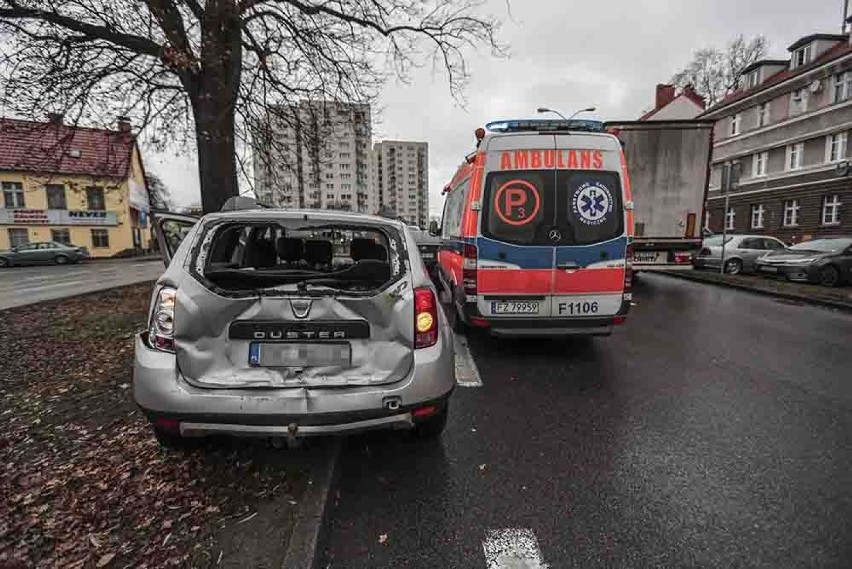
[0,117,135,178]
[703,41,852,115]
[638,91,705,120]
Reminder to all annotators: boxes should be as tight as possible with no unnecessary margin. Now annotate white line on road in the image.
[454,333,483,387]
[482,528,549,569]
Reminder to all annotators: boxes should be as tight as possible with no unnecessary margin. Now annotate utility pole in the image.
[719,161,740,274]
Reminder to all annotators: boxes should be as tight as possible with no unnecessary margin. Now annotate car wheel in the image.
[153,427,201,451]
[54,255,69,265]
[445,288,467,335]
[412,404,448,439]
[818,265,841,287]
[724,259,743,275]
[0,257,8,268]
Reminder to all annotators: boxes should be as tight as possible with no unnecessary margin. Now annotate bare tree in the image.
[672,35,767,107]
[0,0,503,213]
[144,171,171,210]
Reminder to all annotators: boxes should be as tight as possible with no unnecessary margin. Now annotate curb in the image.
[655,271,852,313]
[282,437,342,569]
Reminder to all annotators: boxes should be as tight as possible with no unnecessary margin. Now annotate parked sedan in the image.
[755,237,852,287]
[693,234,786,274]
[0,241,89,267]
[409,225,441,280]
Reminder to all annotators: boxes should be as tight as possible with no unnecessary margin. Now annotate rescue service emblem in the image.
[572,182,613,226]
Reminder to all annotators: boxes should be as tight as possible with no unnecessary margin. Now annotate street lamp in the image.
[537,107,596,121]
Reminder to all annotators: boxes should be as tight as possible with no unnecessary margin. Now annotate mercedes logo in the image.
[548,228,562,242]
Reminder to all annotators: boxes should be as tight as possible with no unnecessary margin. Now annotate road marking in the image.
[482,528,549,569]
[454,333,483,387]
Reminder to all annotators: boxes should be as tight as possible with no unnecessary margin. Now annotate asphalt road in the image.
[323,273,852,568]
[0,259,164,310]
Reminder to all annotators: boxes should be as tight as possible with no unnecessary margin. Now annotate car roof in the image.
[202,208,407,229]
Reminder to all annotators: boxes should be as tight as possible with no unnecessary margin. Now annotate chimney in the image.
[47,112,64,124]
[117,116,131,133]
[655,84,676,110]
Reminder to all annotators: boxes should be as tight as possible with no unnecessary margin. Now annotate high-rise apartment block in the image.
[371,141,429,227]
[253,101,373,212]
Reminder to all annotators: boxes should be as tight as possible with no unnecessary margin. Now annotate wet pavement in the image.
[322,273,852,568]
[0,259,163,310]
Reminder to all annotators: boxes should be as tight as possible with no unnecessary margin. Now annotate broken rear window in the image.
[192,220,405,294]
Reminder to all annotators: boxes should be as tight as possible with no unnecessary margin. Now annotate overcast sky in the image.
[146,0,844,216]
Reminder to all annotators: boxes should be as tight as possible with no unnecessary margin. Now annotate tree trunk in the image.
[193,0,242,214]
[195,103,238,213]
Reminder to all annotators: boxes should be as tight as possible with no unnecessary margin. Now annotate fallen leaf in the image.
[378,533,388,545]
[479,464,486,471]
[96,552,115,567]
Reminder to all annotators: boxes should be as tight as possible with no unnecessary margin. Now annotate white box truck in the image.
[606,120,714,270]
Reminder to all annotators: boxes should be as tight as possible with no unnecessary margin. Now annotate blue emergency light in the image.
[485,118,605,133]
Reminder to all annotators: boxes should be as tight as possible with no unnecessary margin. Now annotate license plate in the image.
[633,251,661,263]
[421,252,435,259]
[249,342,351,367]
[491,301,540,315]
[759,266,778,274]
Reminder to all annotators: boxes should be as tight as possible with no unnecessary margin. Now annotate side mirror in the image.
[428,220,440,236]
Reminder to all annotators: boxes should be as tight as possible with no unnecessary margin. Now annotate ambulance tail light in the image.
[624,244,634,290]
[462,243,478,296]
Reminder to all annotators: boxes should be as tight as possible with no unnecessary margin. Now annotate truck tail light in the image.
[624,243,634,290]
[414,288,439,349]
[149,287,176,352]
[674,252,693,265]
[462,243,478,296]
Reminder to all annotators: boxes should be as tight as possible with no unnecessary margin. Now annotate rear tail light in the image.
[462,243,478,296]
[624,243,634,290]
[149,286,177,352]
[154,417,180,431]
[414,288,439,349]
[674,252,693,265]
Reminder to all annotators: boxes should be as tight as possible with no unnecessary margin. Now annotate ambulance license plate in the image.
[491,301,540,315]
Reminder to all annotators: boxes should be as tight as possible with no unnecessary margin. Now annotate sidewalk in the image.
[656,269,852,312]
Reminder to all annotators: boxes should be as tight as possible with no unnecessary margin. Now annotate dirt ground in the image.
[0,283,308,568]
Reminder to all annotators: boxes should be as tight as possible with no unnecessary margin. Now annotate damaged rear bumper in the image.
[133,332,455,437]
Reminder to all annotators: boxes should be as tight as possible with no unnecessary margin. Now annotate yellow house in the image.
[0,116,151,257]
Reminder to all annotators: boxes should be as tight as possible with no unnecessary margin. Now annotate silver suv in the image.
[134,201,455,448]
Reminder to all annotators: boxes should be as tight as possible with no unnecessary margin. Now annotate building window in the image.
[752,151,768,177]
[326,193,334,199]
[51,228,71,244]
[325,183,334,190]
[790,89,806,115]
[91,228,110,248]
[832,71,852,105]
[822,194,842,225]
[725,206,736,231]
[826,132,848,163]
[339,163,350,170]
[7,228,28,248]
[783,199,800,227]
[750,204,765,229]
[45,184,67,209]
[792,44,812,68]
[746,69,761,89]
[2,181,24,208]
[729,113,741,136]
[86,187,105,210]
[786,143,804,171]
[757,102,769,127]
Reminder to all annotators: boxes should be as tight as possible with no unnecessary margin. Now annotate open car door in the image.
[150,212,200,266]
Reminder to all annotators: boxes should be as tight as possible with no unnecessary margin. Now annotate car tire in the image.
[412,405,449,439]
[724,259,743,275]
[54,255,69,265]
[818,265,841,287]
[0,257,8,268]
[153,427,200,451]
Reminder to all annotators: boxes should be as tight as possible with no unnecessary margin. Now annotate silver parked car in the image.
[134,200,455,449]
[693,234,786,274]
[0,241,89,267]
